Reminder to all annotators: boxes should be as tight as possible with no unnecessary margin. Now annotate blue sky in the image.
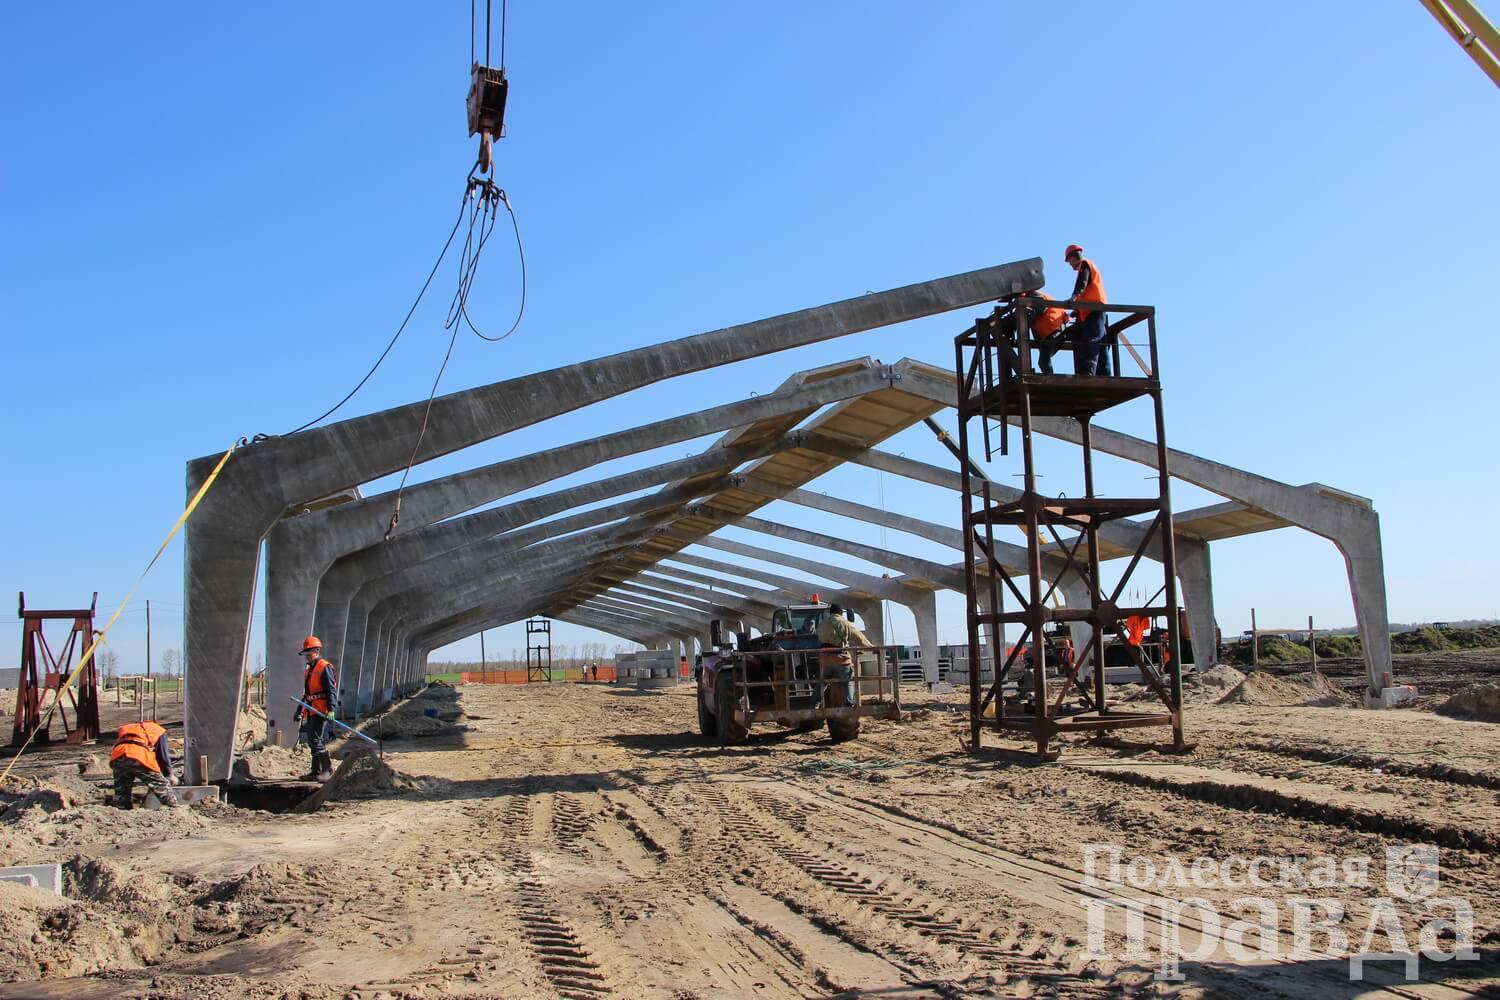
[2,2,1496,673]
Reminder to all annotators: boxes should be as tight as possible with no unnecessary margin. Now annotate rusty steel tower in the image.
[954,297,1186,759]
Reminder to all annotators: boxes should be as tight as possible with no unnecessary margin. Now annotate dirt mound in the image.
[1435,682,1500,721]
[368,710,460,739]
[1,789,71,822]
[0,856,193,983]
[357,684,469,741]
[1196,664,1247,690]
[3,765,112,807]
[293,749,429,812]
[198,860,332,903]
[64,855,186,915]
[0,796,211,862]
[231,743,309,784]
[1218,670,1353,708]
[236,702,268,749]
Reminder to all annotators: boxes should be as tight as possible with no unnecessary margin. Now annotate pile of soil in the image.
[236,703,268,749]
[1218,670,1353,708]
[1435,682,1500,722]
[0,855,192,983]
[230,744,310,784]
[0,788,212,862]
[357,683,469,741]
[293,749,430,812]
[3,765,110,808]
[1196,664,1247,690]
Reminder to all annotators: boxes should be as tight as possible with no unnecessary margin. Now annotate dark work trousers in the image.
[300,715,330,759]
[1073,311,1112,376]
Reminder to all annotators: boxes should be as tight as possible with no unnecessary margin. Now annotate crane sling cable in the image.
[383,173,524,540]
[0,439,242,785]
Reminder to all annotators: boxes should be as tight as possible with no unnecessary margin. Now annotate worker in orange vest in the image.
[110,720,177,809]
[293,635,338,780]
[1027,290,1073,375]
[1064,244,1111,376]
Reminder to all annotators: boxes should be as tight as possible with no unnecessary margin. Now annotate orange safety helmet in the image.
[1064,243,1084,260]
[301,635,323,652]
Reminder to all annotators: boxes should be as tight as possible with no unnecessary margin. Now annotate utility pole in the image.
[146,599,154,720]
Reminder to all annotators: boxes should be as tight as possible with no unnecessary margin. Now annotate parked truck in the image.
[695,602,898,745]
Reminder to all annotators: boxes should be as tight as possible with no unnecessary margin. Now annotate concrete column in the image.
[1176,536,1218,671]
[907,589,941,684]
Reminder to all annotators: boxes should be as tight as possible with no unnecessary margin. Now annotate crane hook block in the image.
[467,63,509,140]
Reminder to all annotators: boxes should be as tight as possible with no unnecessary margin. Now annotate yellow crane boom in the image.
[1419,0,1500,86]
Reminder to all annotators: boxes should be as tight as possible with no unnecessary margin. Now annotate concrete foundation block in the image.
[0,863,62,895]
[1364,685,1418,709]
[636,675,677,689]
[145,786,221,809]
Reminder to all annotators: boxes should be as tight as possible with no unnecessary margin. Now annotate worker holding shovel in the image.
[294,636,338,781]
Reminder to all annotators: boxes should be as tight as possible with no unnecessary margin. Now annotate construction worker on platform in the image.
[1064,244,1111,376]
[109,720,177,809]
[1027,290,1073,375]
[816,604,870,709]
[294,635,338,780]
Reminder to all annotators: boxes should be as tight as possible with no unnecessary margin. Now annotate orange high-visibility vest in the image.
[1126,616,1149,647]
[1075,258,1107,321]
[110,721,167,773]
[303,658,336,715]
[1031,292,1070,339]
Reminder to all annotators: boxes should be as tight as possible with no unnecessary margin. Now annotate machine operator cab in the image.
[771,602,833,638]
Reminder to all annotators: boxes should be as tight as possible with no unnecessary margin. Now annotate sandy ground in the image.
[0,671,1497,999]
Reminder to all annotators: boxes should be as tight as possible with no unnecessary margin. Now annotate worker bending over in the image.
[110,721,177,809]
[1028,290,1072,375]
[295,635,338,781]
[816,604,870,709]
[1064,244,1111,376]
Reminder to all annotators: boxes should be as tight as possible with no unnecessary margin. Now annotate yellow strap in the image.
[0,440,240,785]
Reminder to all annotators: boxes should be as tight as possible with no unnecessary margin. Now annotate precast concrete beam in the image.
[305,361,893,662]
[581,596,709,637]
[351,522,655,710]
[365,529,681,696]
[314,429,790,696]
[632,573,779,619]
[413,601,697,672]
[185,259,1042,779]
[645,562,884,643]
[1026,417,1390,695]
[275,364,897,730]
[584,594,716,635]
[554,611,656,648]
[641,567,785,610]
[601,582,770,629]
[674,512,965,592]
[343,477,720,687]
[309,426,796,667]
[889,375,1386,696]
[682,540,915,604]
